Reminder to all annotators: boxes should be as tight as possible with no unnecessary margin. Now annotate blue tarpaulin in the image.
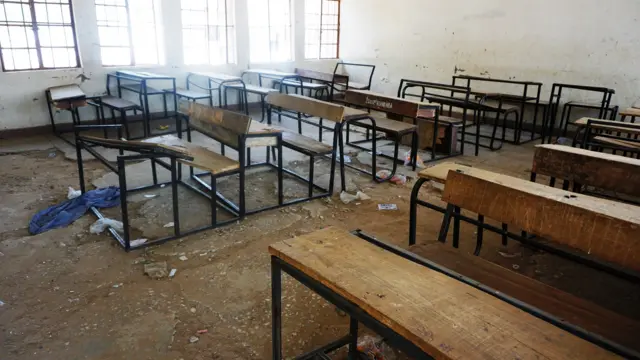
[29,187,121,235]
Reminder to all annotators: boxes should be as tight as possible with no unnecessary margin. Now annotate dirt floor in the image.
[1,114,639,360]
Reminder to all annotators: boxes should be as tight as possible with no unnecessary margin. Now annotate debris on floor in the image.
[163,222,174,228]
[377,204,398,210]
[130,238,147,247]
[498,251,522,258]
[357,335,397,360]
[29,186,121,235]
[89,218,124,234]
[340,191,371,204]
[169,269,177,278]
[67,187,81,199]
[179,255,188,261]
[404,150,426,168]
[189,336,199,344]
[144,261,169,279]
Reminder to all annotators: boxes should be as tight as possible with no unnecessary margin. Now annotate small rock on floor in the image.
[144,261,168,279]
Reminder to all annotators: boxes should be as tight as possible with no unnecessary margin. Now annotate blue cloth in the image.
[29,187,121,235]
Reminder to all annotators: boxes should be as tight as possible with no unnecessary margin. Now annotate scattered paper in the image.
[169,269,177,278]
[144,194,157,199]
[340,191,371,204]
[163,222,175,228]
[378,204,398,211]
[179,255,188,261]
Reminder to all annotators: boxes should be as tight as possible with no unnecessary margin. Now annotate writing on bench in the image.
[365,96,393,110]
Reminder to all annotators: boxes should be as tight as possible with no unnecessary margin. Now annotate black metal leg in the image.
[121,111,131,140]
[438,204,455,243]
[151,160,158,185]
[452,206,461,249]
[319,118,323,142]
[501,223,508,246]
[338,125,347,192]
[271,256,283,360]
[260,96,266,122]
[409,178,427,246]
[171,158,180,236]
[474,215,484,256]
[328,124,340,194]
[277,139,284,205]
[348,317,359,360]
[117,158,130,250]
[308,157,314,198]
[211,174,217,226]
[163,93,168,118]
[75,138,86,193]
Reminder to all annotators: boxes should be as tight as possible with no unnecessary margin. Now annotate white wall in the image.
[0,0,337,131]
[340,0,640,107]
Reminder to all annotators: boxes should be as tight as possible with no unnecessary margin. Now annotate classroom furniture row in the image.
[270,144,640,359]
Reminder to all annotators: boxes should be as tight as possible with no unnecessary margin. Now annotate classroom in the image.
[1,0,639,359]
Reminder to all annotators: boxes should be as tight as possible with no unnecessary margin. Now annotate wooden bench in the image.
[270,226,625,359]
[265,93,347,196]
[532,144,640,198]
[344,89,459,165]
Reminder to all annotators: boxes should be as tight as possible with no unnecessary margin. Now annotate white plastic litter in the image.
[163,222,175,228]
[90,218,124,234]
[169,269,177,278]
[144,194,157,199]
[378,204,398,210]
[130,238,147,247]
[67,187,82,200]
[340,191,370,204]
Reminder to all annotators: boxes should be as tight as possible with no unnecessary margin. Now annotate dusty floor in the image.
[1,114,639,360]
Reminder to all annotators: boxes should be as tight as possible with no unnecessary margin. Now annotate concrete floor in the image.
[1,112,639,360]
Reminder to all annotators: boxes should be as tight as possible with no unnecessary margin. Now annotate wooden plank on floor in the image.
[442,170,640,272]
[533,144,640,197]
[269,227,620,360]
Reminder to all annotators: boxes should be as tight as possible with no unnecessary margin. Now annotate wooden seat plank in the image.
[353,115,417,135]
[275,79,329,89]
[410,242,640,354]
[418,162,475,183]
[120,83,163,94]
[620,108,640,117]
[225,83,278,95]
[347,81,368,90]
[100,96,141,110]
[533,144,640,197]
[251,122,332,155]
[266,93,345,123]
[168,88,211,100]
[191,72,242,82]
[593,136,640,149]
[342,106,369,121]
[269,227,619,360]
[567,101,609,108]
[48,84,86,102]
[442,170,640,272]
[480,99,519,112]
[143,135,239,174]
[574,117,640,136]
[345,89,436,119]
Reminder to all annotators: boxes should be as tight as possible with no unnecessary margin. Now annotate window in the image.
[0,0,80,71]
[247,0,291,63]
[305,0,339,59]
[181,0,235,65]
[94,0,163,66]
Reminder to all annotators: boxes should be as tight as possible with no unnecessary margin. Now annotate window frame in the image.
[247,0,292,63]
[304,0,340,60]
[94,0,163,67]
[0,0,81,72]
[181,0,236,66]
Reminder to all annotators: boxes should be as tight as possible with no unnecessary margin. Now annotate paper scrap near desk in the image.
[378,204,398,210]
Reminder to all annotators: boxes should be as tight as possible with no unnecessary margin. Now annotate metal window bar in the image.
[305,0,339,59]
[0,0,80,71]
[181,0,234,65]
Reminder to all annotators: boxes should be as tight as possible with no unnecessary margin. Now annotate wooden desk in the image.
[270,227,619,360]
[533,144,640,198]
[190,71,242,83]
[575,117,640,136]
[48,84,86,103]
[443,169,640,272]
[243,68,297,78]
